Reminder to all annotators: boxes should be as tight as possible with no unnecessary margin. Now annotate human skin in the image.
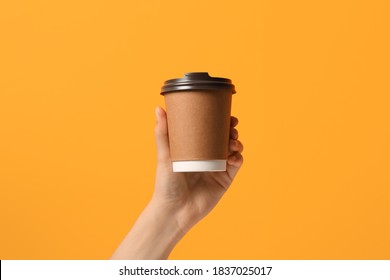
[111,107,244,259]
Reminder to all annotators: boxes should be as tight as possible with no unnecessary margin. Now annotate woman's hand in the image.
[152,106,244,234]
[111,107,243,259]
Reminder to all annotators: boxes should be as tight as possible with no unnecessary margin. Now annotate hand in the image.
[110,107,243,259]
[152,106,244,234]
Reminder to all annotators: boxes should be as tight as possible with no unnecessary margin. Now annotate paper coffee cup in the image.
[160,72,236,172]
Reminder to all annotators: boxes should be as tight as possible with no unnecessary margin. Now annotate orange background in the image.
[1,0,389,259]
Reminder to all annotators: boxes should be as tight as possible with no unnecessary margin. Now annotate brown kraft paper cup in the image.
[160,72,236,172]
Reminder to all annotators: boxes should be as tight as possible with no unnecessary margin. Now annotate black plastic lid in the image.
[160,72,236,95]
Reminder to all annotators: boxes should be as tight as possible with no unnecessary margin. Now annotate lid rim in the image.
[162,87,237,95]
[160,72,236,95]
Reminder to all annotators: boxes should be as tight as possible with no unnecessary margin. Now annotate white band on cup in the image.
[172,160,226,172]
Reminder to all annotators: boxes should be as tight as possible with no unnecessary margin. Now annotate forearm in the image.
[110,198,185,260]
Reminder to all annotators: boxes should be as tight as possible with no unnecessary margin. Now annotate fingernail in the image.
[155,107,160,118]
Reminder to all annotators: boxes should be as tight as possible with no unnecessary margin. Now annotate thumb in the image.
[154,106,171,162]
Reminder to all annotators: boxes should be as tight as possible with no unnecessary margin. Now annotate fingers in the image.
[230,116,239,127]
[227,152,244,167]
[230,116,240,145]
[230,128,238,140]
[227,116,243,178]
[229,139,243,154]
[154,107,170,162]
[226,151,244,179]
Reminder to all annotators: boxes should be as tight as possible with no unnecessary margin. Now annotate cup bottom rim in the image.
[172,160,226,172]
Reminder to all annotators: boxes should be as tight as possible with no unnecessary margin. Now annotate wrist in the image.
[147,198,187,239]
[149,195,199,235]
[110,198,185,260]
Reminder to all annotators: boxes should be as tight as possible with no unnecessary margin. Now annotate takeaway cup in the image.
[160,72,236,172]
